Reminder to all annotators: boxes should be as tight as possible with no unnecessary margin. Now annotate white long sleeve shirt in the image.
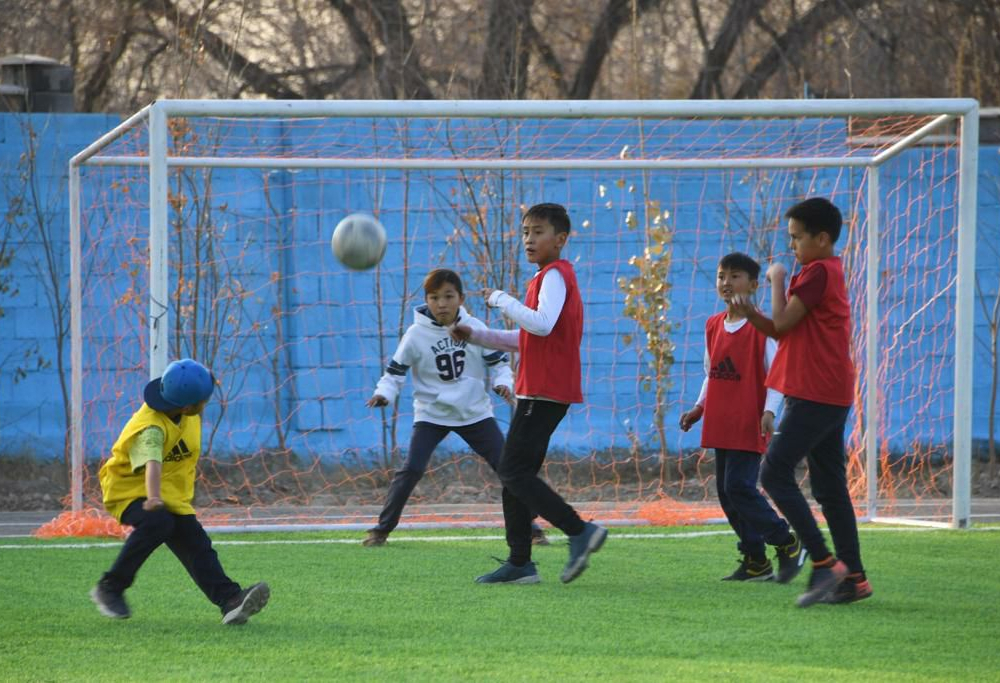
[373,305,513,426]
[470,268,566,353]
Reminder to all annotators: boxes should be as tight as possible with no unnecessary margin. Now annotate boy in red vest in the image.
[732,197,871,607]
[452,203,607,584]
[680,252,805,583]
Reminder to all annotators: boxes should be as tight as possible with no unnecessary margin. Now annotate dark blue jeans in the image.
[102,499,241,608]
[715,448,790,560]
[760,396,864,574]
[374,418,505,532]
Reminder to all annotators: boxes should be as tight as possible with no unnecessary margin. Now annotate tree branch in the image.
[569,0,662,99]
[733,0,878,99]
[348,0,435,99]
[479,0,535,99]
[688,0,768,99]
[139,0,304,100]
[80,11,135,111]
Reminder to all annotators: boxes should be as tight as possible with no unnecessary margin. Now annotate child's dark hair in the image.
[523,203,571,234]
[718,252,761,280]
[423,268,463,296]
[785,197,843,243]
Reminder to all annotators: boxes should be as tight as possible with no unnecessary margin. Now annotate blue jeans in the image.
[760,396,864,574]
[715,448,790,560]
[374,418,505,532]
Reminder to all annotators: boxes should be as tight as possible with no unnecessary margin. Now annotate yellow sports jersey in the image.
[99,404,202,521]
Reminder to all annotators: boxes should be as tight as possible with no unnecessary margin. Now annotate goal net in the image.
[63,99,977,535]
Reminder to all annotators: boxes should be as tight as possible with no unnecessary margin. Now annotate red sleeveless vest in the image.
[701,313,769,453]
[515,260,584,403]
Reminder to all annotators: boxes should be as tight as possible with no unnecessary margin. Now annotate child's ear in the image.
[556,231,569,248]
[749,279,759,293]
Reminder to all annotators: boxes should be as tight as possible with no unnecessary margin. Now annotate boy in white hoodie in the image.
[364,269,544,546]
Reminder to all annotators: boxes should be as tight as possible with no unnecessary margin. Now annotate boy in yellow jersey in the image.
[90,359,270,624]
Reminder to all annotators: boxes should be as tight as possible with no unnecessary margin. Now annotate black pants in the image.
[101,499,241,608]
[500,399,585,565]
[715,448,790,560]
[374,418,505,533]
[760,396,864,574]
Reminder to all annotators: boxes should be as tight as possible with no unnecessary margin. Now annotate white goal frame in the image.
[68,98,979,528]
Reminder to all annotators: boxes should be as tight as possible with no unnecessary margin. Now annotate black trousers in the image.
[102,499,241,608]
[500,399,584,565]
[760,396,864,574]
[715,448,790,560]
[374,418,505,533]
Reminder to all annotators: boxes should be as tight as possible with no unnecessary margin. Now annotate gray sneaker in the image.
[90,582,130,619]
[560,522,608,583]
[222,582,271,625]
[797,560,848,608]
[475,560,541,584]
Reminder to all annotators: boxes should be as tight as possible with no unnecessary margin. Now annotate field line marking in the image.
[1,525,998,550]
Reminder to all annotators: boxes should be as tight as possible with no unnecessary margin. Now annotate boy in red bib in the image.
[680,253,805,583]
[453,203,607,584]
[733,198,871,607]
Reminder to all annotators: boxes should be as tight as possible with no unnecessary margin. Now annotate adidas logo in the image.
[709,356,741,381]
[164,438,193,463]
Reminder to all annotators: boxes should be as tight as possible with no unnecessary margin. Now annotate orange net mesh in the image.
[64,110,963,534]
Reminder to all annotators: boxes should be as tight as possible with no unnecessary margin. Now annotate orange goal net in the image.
[62,100,977,534]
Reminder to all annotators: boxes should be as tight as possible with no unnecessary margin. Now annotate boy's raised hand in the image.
[679,404,704,432]
[482,288,506,307]
[765,262,787,283]
[366,394,389,408]
[450,324,473,342]
[729,293,756,317]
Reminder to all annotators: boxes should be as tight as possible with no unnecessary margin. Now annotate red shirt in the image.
[766,256,855,407]
[701,314,770,453]
[516,260,584,403]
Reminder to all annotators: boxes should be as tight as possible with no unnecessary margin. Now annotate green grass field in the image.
[2,526,998,682]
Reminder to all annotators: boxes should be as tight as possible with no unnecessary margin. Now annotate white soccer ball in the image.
[331,213,387,271]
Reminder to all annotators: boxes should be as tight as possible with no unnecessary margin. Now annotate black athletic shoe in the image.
[363,529,389,547]
[797,560,848,608]
[561,522,608,583]
[90,582,131,619]
[475,559,541,584]
[722,556,774,582]
[530,525,550,546]
[222,582,271,625]
[774,534,808,584]
[823,577,873,604]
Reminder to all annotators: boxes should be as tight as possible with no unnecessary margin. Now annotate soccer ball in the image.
[331,213,387,270]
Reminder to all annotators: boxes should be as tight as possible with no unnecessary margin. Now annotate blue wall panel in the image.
[1,114,999,462]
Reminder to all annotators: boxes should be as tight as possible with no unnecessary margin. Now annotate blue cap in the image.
[143,359,215,412]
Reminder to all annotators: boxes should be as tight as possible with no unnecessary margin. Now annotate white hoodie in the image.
[373,305,514,426]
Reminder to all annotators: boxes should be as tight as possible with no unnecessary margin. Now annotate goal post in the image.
[68,98,978,531]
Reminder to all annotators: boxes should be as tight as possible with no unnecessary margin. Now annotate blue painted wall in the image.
[0,112,997,464]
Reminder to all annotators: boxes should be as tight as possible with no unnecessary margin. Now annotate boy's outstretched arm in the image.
[451,324,519,353]
[368,334,413,407]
